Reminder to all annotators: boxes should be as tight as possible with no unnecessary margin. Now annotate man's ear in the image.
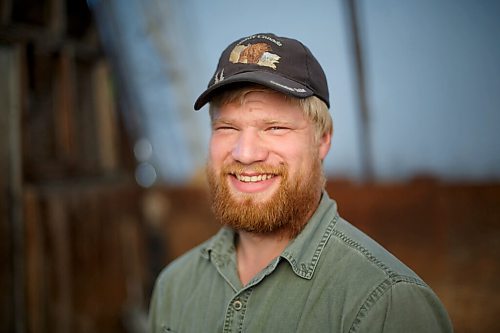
[318,130,332,161]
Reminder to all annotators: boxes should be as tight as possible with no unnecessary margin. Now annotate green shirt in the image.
[149,193,453,332]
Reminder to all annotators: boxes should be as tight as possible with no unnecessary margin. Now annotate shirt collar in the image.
[201,227,235,262]
[280,192,339,279]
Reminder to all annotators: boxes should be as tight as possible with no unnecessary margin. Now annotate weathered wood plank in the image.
[93,61,119,172]
[0,44,25,333]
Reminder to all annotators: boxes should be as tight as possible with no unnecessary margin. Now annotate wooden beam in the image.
[0,0,12,25]
[0,43,25,333]
[45,194,72,333]
[53,46,77,164]
[93,60,119,172]
[23,186,46,333]
[48,0,65,37]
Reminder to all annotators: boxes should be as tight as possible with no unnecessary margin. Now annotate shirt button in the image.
[233,300,243,311]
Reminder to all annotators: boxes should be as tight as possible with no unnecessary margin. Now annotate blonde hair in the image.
[209,85,333,140]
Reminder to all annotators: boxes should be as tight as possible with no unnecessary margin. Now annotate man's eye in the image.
[214,126,237,131]
[267,126,289,132]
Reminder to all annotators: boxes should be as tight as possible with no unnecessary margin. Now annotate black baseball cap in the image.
[194,33,330,110]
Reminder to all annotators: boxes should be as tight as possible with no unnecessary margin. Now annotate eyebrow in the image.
[263,119,287,124]
[211,118,233,126]
[261,119,295,127]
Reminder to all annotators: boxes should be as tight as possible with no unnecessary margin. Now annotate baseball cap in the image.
[194,33,330,110]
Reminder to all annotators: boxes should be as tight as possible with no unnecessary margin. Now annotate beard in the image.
[206,157,325,239]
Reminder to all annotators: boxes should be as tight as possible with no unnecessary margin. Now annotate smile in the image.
[233,173,275,183]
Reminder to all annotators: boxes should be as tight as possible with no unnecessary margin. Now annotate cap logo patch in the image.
[229,43,280,70]
[214,69,224,84]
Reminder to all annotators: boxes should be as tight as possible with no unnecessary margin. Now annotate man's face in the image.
[206,91,331,237]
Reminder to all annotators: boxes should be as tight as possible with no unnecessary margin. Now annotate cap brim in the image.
[194,71,314,110]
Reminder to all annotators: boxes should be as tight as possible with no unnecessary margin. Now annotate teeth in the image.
[236,174,274,182]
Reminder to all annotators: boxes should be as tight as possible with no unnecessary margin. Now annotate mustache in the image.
[220,162,287,176]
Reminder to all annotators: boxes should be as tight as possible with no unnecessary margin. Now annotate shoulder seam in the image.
[331,227,425,285]
[331,228,394,276]
[333,227,429,333]
[348,277,428,333]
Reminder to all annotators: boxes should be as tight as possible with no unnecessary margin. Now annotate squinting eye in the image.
[268,126,289,132]
[214,126,237,132]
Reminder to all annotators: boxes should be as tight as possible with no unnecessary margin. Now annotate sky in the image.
[94,0,500,184]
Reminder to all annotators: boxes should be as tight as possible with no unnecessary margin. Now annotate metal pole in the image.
[345,0,374,182]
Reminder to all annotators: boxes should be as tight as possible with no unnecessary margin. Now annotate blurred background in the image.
[1,0,499,332]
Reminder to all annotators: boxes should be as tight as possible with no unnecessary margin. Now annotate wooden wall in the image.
[1,1,149,332]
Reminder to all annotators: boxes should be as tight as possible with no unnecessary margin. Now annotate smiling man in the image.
[149,33,453,332]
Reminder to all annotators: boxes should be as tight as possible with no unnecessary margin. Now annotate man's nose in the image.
[231,129,268,165]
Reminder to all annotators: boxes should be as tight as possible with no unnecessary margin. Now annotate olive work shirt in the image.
[149,192,453,332]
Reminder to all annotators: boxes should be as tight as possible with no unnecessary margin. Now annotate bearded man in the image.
[149,33,453,333]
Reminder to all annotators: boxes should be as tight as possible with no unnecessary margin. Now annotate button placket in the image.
[223,289,253,332]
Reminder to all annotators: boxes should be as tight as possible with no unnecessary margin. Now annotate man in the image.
[149,33,452,332]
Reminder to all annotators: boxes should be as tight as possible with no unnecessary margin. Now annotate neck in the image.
[236,230,290,286]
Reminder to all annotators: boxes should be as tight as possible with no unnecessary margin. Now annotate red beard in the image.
[206,158,324,238]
